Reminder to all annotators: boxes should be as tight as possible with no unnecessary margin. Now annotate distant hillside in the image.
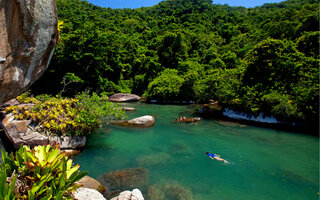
[32,0,319,125]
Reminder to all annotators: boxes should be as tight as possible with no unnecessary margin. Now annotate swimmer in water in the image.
[206,152,229,164]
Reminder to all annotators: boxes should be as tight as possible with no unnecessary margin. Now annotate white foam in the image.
[222,108,279,124]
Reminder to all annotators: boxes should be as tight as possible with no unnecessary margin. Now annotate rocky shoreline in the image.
[0,102,86,155]
[199,101,318,135]
[0,95,153,200]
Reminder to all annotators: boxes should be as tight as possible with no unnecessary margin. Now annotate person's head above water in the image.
[206,152,209,154]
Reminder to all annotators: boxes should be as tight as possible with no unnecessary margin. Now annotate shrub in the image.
[144,69,184,100]
[5,93,126,136]
[0,145,87,199]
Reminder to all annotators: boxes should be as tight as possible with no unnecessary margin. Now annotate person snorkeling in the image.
[206,152,229,164]
[179,116,186,121]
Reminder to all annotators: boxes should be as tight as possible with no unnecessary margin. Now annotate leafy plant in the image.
[0,165,17,200]
[59,73,84,95]
[5,93,126,136]
[1,145,87,200]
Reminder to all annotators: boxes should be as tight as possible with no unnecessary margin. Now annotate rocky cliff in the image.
[0,0,58,104]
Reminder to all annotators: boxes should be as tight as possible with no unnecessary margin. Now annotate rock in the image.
[170,143,192,156]
[77,176,107,194]
[147,182,194,200]
[113,115,155,128]
[164,182,194,200]
[1,114,48,149]
[0,0,59,105]
[136,152,171,166]
[116,107,136,111]
[61,149,81,157]
[132,189,144,200]
[146,186,165,200]
[73,188,106,200]
[111,189,144,200]
[97,167,149,198]
[0,99,20,111]
[49,135,86,149]
[109,93,141,102]
[175,117,201,123]
[122,107,136,111]
[1,112,86,150]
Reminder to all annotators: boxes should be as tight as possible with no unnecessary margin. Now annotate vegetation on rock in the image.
[5,92,126,136]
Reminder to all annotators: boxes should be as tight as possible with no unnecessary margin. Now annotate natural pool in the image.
[74,103,319,200]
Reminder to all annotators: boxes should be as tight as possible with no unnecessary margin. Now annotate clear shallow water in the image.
[74,103,319,200]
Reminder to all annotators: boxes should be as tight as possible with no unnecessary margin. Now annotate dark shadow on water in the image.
[277,168,318,186]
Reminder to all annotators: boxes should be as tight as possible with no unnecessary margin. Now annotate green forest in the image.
[31,0,319,125]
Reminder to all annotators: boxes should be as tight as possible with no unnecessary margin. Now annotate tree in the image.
[144,69,184,100]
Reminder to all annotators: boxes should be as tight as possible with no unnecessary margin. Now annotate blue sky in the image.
[86,0,285,9]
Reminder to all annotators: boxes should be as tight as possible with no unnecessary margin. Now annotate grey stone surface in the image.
[1,112,86,150]
[113,115,155,128]
[49,135,86,150]
[109,93,141,102]
[111,189,144,200]
[73,188,106,200]
[0,0,58,104]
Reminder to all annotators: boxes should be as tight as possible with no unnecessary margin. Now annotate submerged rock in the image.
[0,0,58,105]
[164,182,194,200]
[111,189,144,200]
[147,182,194,200]
[77,176,107,194]
[97,167,149,198]
[146,186,165,200]
[170,143,192,156]
[136,152,171,166]
[61,149,81,157]
[73,188,106,200]
[113,115,155,128]
[109,93,141,102]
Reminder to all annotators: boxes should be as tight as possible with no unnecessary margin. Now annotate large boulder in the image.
[0,0,59,105]
[113,115,155,128]
[109,93,141,102]
[73,188,106,200]
[1,113,48,149]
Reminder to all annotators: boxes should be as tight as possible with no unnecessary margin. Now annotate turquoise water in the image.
[74,103,319,200]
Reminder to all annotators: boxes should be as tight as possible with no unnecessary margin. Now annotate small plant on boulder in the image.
[5,92,126,136]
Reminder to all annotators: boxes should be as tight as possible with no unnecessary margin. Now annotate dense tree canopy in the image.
[31,0,319,125]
